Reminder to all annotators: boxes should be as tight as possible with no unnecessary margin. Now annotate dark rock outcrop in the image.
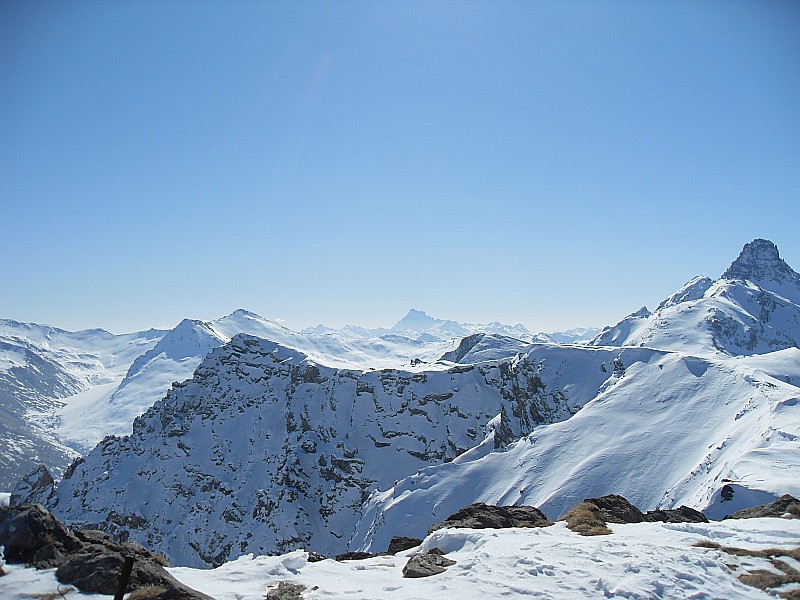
[0,503,81,567]
[584,495,645,524]
[644,506,709,523]
[725,494,800,520]
[430,502,553,532]
[386,536,422,555]
[402,549,456,578]
[334,551,375,561]
[265,581,307,600]
[10,464,56,507]
[0,503,209,598]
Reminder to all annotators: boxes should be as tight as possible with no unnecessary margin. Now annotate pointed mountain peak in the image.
[722,239,800,290]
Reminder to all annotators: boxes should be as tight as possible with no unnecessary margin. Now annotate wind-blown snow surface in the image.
[5,518,799,599]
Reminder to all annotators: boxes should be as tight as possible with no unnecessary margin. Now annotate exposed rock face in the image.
[0,503,81,567]
[430,502,552,532]
[402,550,456,578]
[334,551,374,561]
[722,239,800,294]
[10,464,55,507]
[584,495,645,524]
[563,496,708,533]
[0,503,208,598]
[725,494,800,520]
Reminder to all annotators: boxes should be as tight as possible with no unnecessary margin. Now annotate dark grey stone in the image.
[725,494,800,520]
[386,536,422,555]
[584,495,645,524]
[430,502,552,532]
[265,581,306,600]
[402,552,456,578]
[644,506,708,523]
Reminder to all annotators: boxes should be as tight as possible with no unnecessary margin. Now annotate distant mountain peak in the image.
[393,308,438,332]
[722,239,799,289]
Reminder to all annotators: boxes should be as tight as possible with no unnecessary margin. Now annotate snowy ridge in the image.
[590,240,800,356]
[304,308,555,344]
[48,337,624,567]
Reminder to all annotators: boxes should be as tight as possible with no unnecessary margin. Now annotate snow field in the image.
[165,518,800,600]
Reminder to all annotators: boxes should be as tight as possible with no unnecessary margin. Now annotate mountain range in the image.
[3,239,798,573]
[0,307,595,489]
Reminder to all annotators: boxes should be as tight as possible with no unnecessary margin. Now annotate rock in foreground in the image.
[429,502,553,533]
[0,504,209,598]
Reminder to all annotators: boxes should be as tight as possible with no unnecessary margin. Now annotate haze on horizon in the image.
[2,0,799,335]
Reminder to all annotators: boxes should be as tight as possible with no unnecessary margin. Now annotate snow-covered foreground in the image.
[7,518,795,600]
[172,519,800,600]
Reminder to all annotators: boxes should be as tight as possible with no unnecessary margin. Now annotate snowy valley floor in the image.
[3,517,799,599]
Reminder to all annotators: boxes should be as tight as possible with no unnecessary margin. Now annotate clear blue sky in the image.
[2,0,799,333]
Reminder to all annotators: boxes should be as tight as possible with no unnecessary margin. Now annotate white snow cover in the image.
[3,518,798,599]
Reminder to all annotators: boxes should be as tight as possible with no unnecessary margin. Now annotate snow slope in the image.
[351,347,800,552]
[0,321,165,487]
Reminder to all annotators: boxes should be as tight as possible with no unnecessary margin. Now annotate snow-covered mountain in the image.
[1,308,539,486]
[590,239,800,355]
[0,321,165,487]
[47,335,615,567]
[351,346,800,551]
[349,239,800,550]
[304,308,555,344]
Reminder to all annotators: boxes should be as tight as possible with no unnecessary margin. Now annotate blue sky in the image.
[2,0,799,333]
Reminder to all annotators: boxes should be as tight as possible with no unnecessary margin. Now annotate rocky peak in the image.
[722,239,800,292]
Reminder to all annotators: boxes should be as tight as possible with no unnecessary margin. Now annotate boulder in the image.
[334,551,375,561]
[265,581,306,600]
[0,503,81,567]
[430,502,552,532]
[386,536,422,555]
[402,550,456,578]
[0,504,209,599]
[584,495,645,524]
[725,494,800,520]
[644,506,708,523]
